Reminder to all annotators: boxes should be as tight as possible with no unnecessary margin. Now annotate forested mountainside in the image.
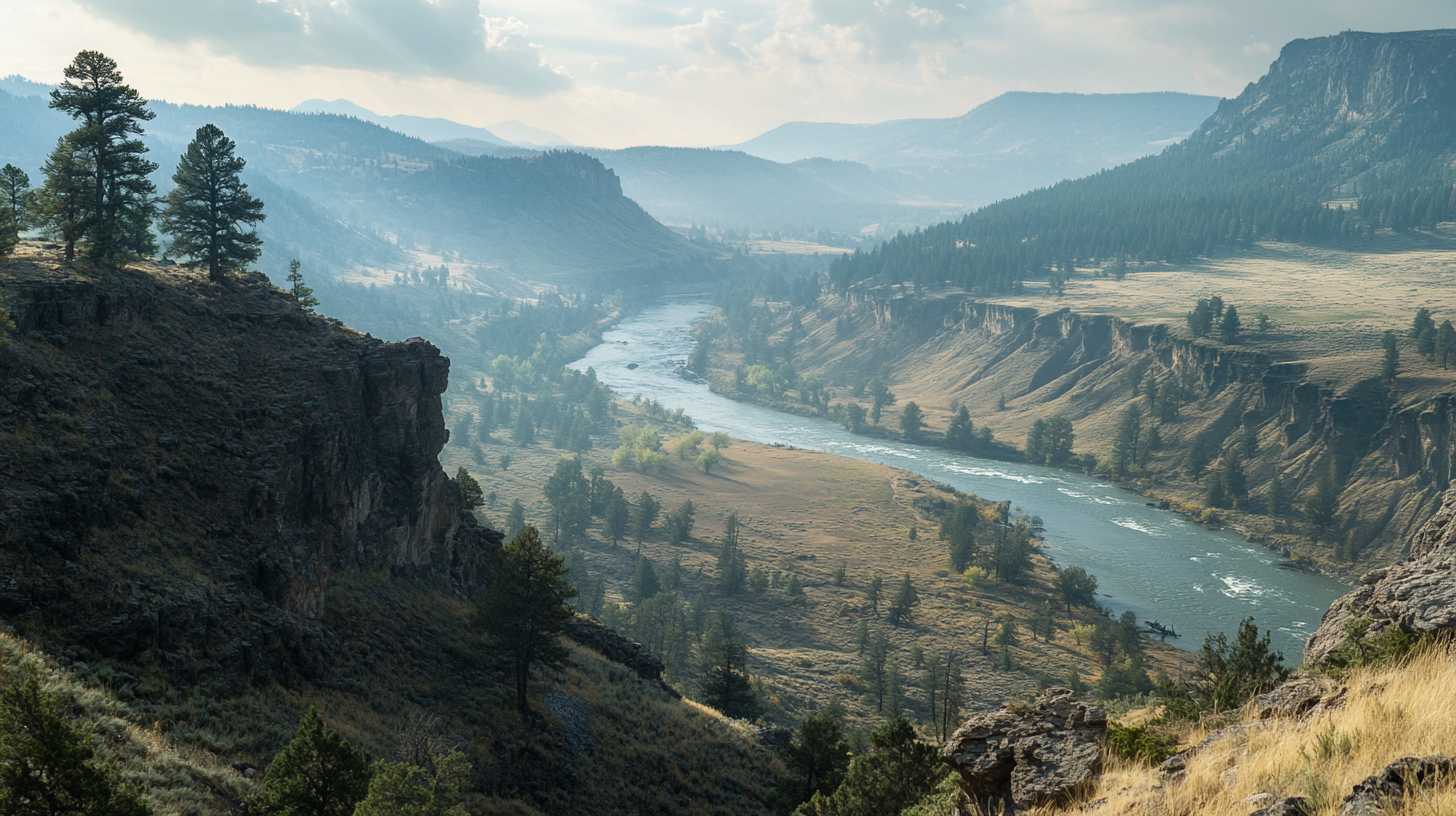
[0,89,700,285]
[730,91,1219,207]
[828,29,1456,294]
[0,248,779,815]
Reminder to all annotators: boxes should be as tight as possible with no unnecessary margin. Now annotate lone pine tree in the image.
[248,707,370,816]
[475,527,576,718]
[160,124,265,281]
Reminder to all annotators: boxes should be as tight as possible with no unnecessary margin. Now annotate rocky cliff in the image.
[0,245,498,688]
[798,290,1455,566]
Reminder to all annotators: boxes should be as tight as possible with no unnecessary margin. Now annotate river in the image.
[568,299,1348,660]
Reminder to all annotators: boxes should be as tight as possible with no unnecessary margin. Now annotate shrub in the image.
[1106,724,1178,765]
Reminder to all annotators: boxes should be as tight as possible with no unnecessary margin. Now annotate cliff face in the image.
[0,247,498,686]
[814,291,1454,564]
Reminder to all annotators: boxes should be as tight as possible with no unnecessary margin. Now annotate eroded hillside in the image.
[0,244,780,815]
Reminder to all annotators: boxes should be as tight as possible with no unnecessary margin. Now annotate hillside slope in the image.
[0,245,779,815]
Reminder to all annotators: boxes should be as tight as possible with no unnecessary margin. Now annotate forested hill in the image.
[0,90,699,284]
[827,29,1456,294]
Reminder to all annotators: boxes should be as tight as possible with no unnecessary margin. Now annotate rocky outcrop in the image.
[562,614,676,695]
[941,687,1107,813]
[1339,755,1455,816]
[1306,487,1456,666]
[0,253,499,688]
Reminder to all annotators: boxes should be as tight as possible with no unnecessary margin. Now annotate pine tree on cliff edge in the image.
[160,124,265,282]
[475,527,576,719]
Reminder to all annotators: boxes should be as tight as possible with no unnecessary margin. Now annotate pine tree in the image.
[1436,320,1455,370]
[1410,307,1435,339]
[630,491,660,545]
[159,124,264,281]
[353,752,471,816]
[1219,305,1241,344]
[628,555,661,603]
[0,164,30,257]
[603,487,630,545]
[48,51,159,261]
[796,719,945,816]
[453,467,484,512]
[700,638,759,720]
[475,527,577,718]
[286,259,319,312]
[1266,471,1286,520]
[716,511,747,593]
[504,499,526,541]
[891,573,919,625]
[0,669,151,816]
[898,401,924,441]
[249,707,370,816]
[33,137,92,260]
[780,711,851,810]
[1381,330,1399,383]
[1304,465,1341,544]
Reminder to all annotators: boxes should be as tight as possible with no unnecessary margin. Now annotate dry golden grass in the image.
[1074,644,1456,816]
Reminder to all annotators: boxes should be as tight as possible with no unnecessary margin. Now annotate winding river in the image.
[568,299,1348,659]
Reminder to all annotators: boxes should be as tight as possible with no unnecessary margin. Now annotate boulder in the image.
[941,687,1107,812]
[1338,755,1455,815]
[1306,487,1456,667]
[1250,797,1310,816]
[1252,676,1341,720]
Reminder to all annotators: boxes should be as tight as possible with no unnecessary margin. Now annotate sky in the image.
[3,1,1455,148]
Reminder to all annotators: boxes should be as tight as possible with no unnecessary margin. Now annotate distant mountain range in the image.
[291,98,572,149]
[825,28,1456,294]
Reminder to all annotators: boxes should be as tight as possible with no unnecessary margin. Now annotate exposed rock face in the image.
[1339,755,1455,815]
[0,254,499,688]
[941,687,1107,813]
[1306,487,1456,666]
[562,614,674,695]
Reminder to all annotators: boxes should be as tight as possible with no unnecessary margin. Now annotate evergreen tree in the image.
[664,499,696,544]
[452,467,484,512]
[603,487,630,545]
[1219,305,1241,344]
[1110,405,1142,477]
[504,500,526,544]
[1187,617,1286,713]
[32,137,92,261]
[716,511,747,593]
[286,259,319,312]
[780,711,851,811]
[1221,450,1247,507]
[865,574,883,617]
[542,456,590,546]
[0,669,151,816]
[0,165,30,257]
[628,555,661,604]
[938,501,978,573]
[1410,307,1435,340]
[159,124,265,281]
[944,405,974,451]
[48,51,159,261]
[1184,436,1209,481]
[898,402,924,441]
[700,638,759,720]
[1437,320,1456,370]
[795,719,945,816]
[1381,330,1399,383]
[891,573,919,625]
[249,707,370,816]
[1304,464,1341,544]
[1056,566,1098,612]
[1266,471,1286,520]
[630,491,660,545]
[475,527,577,718]
[353,752,470,816]
[860,631,890,713]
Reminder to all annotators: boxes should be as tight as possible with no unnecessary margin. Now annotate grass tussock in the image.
[1078,643,1456,816]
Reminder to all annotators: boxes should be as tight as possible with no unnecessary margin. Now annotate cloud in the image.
[1243,40,1271,55]
[674,9,750,62]
[77,0,570,95]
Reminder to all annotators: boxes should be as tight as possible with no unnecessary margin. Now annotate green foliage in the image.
[936,498,981,574]
[285,259,318,311]
[48,51,159,262]
[504,499,526,542]
[602,487,630,544]
[1436,320,1456,370]
[0,668,152,816]
[859,631,890,713]
[1324,614,1430,673]
[664,499,696,544]
[1056,566,1099,612]
[794,719,946,816]
[248,707,369,816]
[696,447,722,474]
[628,555,661,604]
[1105,724,1177,765]
[1303,464,1341,544]
[474,527,577,717]
[0,164,30,257]
[542,456,591,546]
[160,124,265,281]
[631,491,660,544]
[891,573,919,625]
[353,752,470,816]
[1381,330,1399,382]
[33,136,92,261]
[898,402,924,441]
[1163,617,1287,719]
[1410,307,1435,340]
[1096,653,1155,701]
[779,711,851,813]
[700,637,759,720]
[716,512,747,593]
[1024,415,1074,466]
[452,467,484,512]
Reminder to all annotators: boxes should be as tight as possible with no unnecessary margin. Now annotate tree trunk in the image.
[209,257,223,283]
[516,662,530,718]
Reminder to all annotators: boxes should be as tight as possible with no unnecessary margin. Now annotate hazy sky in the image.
[3,1,1455,147]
